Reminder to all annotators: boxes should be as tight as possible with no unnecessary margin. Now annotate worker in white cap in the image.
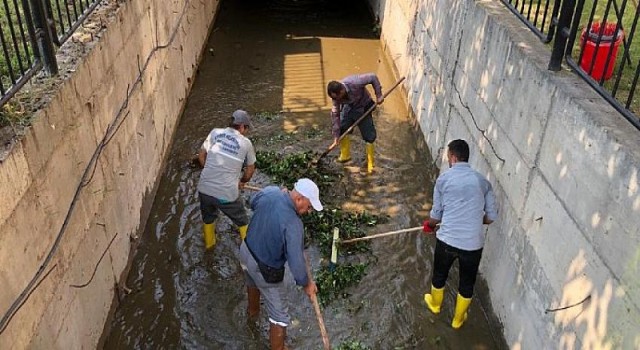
[197,109,256,250]
[239,178,323,350]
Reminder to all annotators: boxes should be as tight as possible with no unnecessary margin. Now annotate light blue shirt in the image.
[430,162,498,250]
[245,186,308,286]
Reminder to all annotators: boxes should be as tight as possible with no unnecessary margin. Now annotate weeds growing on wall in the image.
[0,100,29,128]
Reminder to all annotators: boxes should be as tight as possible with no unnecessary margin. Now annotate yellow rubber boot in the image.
[203,223,216,250]
[423,285,444,314]
[238,225,248,240]
[337,136,351,163]
[366,142,375,173]
[451,294,472,329]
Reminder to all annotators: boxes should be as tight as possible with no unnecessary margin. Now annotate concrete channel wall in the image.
[0,0,218,347]
[370,0,640,348]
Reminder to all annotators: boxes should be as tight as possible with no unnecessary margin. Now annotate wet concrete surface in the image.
[101,0,507,348]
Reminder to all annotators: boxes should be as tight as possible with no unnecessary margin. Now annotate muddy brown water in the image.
[101,0,507,349]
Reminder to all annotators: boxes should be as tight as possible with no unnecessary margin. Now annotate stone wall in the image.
[371,0,640,348]
[0,0,219,347]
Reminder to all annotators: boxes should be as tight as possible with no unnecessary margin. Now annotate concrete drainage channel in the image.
[100,0,507,348]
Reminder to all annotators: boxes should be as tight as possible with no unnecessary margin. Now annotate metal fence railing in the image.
[0,0,44,105]
[501,0,562,42]
[507,0,640,130]
[47,0,103,46]
[562,0,640,130]
[1,0,101,107]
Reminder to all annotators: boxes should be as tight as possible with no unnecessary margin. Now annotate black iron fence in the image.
[508,0,640,130]
[1,0,101,106]
[501,0,562,42]
[562,0,639,129]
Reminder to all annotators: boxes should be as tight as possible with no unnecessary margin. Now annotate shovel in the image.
[312,76,406,165]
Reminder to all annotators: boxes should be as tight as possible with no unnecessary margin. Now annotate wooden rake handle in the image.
[340,226,423,244]
[317,76,406,161]
[242,184,262,191]
[305,254,331,350]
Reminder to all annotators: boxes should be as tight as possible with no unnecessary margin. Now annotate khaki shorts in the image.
[239,242,290,327]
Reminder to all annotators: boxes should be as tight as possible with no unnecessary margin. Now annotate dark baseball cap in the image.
[232,110,253,128]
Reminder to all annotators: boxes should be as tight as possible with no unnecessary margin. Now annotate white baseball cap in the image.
[294,178,323,211]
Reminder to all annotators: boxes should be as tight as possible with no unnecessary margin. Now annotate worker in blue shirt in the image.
[422,139,498,329]
[239,178,323,350]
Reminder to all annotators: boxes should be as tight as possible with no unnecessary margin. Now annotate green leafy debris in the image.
[315,263,367,307]
[252,132,296,146]
[336,340,371,350]
[303,126,323,138]
[254,140,388,346]
[303,207,388,256]
[253,111,282,121]
[255,150,338,192]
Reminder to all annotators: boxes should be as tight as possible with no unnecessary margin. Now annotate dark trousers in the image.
[199,192,248,226]
[340,101,377,143]
[431,239,483,298]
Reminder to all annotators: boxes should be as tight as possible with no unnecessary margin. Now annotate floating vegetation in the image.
[303,126,323,139]
[315,263,367,307]
[252,132,296,146]
[305,209,387,308]
[304,207,388,256]
[336,340,371,350]
[428,335,443,347]
[255,150,338,192]
[254,129,388,335]
[253,111,283,121]
[252,127,322,146]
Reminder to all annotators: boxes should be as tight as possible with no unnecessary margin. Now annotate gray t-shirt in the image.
[197,127,256,201]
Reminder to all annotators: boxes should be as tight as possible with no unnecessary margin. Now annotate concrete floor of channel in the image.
[101,0,508,348]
